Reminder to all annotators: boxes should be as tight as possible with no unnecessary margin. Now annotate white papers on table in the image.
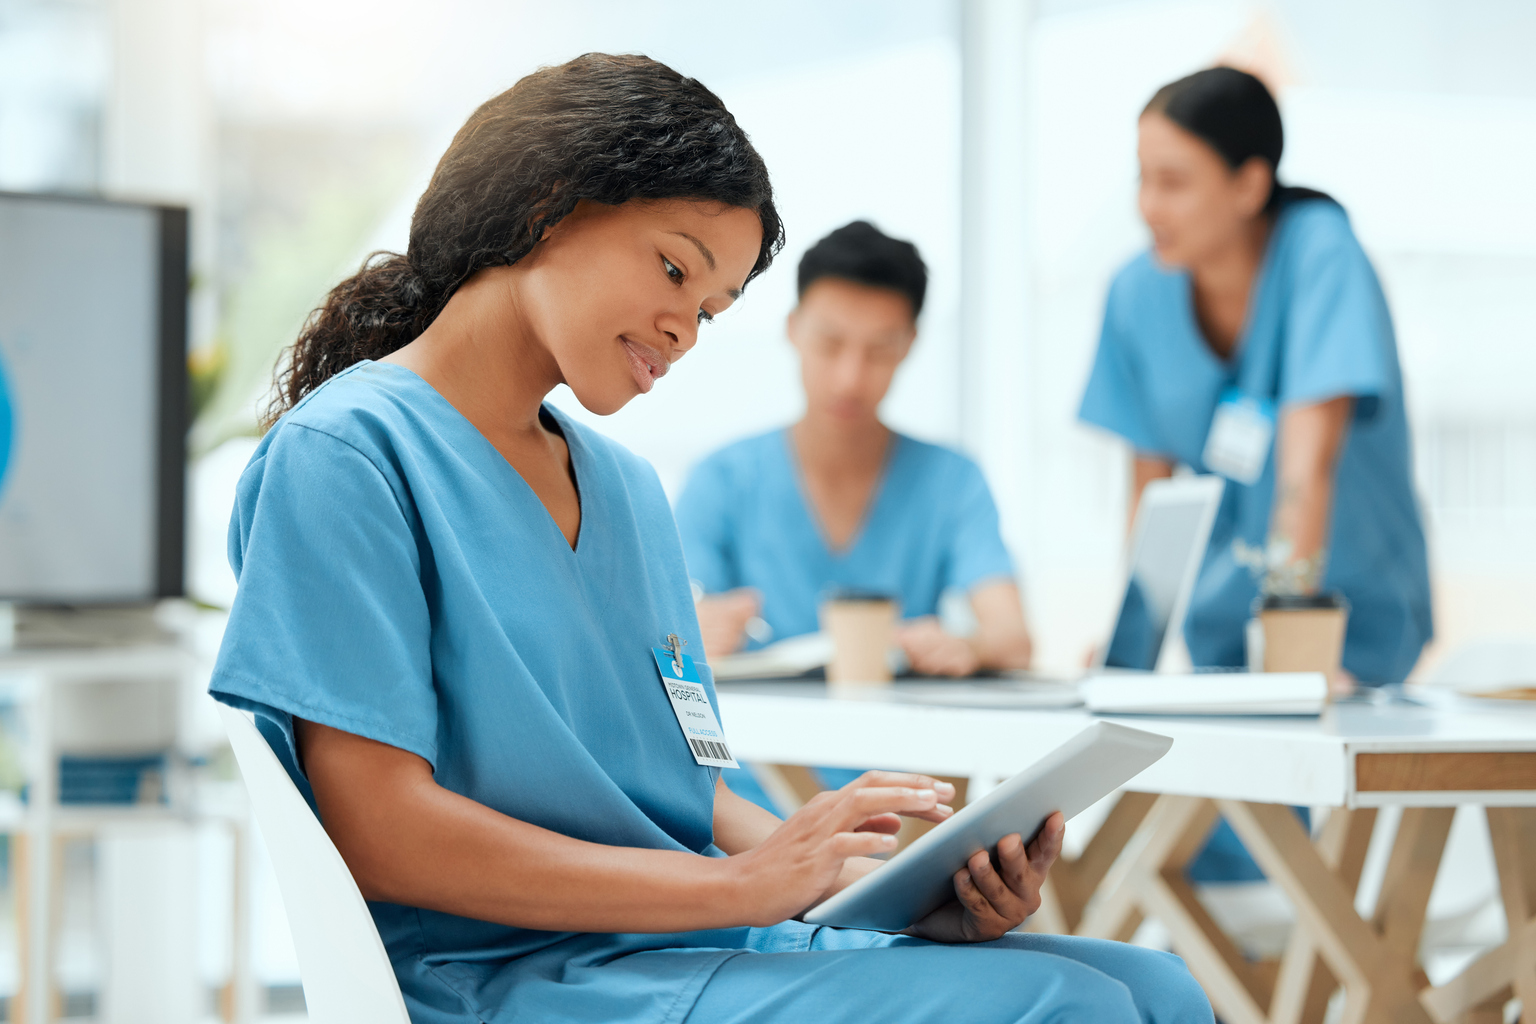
[710,632,835,680]
[1081,672,1327,716]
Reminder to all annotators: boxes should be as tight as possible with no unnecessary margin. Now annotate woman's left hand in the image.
[905,811,1065,943]
[897,617,979,677]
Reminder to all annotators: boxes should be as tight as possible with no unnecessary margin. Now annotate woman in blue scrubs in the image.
[678,221,1033,678]
[1079,68,1431,880]
[1080,67,1431,687]
[212,54,1211,1023]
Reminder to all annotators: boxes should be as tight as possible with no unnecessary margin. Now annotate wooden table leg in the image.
[1088,798,1437,1024]
[1488,807,1536,1014]
[1076,794,1203,943]
[1150,800,1280,1023]
[1454,995,1511,1024]
[1419,916,1534,1023]
[1219,800,1436,1024]
[1374,807,1453,988]
[1035,791,1158,934]
[1064,796,1533,1024]
[1268,807,1377,1024]
[14,831,31,1023]
[1077,796,1217,945]
[218,816,257,1024]
[1080,794,1290,1022]
[1422,808,1536,1022]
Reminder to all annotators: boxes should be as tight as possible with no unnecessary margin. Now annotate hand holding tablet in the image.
[802,722,1173,933]
[903,807,1067,943]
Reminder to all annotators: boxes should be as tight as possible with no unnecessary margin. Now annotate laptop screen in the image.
[1101,494,1215,671]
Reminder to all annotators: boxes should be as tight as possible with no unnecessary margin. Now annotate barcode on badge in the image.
[688,738,733,762]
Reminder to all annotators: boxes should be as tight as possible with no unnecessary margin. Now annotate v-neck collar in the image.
[1178,206,1289,375]
[780,427,902,561]
[356,360,592,559]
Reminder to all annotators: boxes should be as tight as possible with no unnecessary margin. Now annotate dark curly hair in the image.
[265,52,784,427]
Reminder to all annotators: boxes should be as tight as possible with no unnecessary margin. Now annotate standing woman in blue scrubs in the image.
[212,54,1211,1024]
[1079,67,1431,689]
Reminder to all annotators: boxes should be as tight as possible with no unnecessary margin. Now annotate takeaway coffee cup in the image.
[1252,592,1350,678]
[821,589,898,687]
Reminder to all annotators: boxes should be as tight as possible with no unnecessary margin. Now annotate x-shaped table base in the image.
[1059,794,1536,1024]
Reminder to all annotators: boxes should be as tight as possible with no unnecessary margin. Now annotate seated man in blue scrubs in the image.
[678,221,1032,676]
[676,221,1033,801]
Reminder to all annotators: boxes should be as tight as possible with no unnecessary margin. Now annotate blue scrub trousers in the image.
[686,929,1212,1024]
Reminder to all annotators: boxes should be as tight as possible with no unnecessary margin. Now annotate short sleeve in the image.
[672,455,740,594]
[210,424,436,779]
[1078,276,1168,455]
[1278,213,1391,420]
[943,458,1016,593]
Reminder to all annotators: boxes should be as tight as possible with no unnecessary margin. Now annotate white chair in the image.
[218,703,412,1024]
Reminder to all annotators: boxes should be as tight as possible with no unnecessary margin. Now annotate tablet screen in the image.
[801,722,1172,933]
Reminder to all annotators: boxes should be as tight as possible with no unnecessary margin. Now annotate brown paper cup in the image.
[1259,605,1349,674]
[821,596,897,687]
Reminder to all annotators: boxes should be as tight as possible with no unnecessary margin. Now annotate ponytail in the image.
[264,252,437,429]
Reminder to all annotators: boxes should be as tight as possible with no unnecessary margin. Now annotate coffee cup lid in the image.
[1259,591,1350,612]
[823,587,898,604]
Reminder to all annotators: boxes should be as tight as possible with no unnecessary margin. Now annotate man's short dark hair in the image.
[796,220,927,318]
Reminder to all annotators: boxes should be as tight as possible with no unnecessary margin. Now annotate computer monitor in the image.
[1099,475,1224,672]
[0,192,188,603]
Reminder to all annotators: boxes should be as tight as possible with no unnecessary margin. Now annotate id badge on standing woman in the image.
[1202,387,1276,486]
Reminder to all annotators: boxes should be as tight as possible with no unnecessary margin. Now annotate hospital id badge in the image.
[1202,387,1275,486]
[651,646,739,768]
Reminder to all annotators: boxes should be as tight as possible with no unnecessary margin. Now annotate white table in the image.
[717,682,1536,1024]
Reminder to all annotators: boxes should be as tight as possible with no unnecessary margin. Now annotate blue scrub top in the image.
[673,429,1014,646]
[1078,199,1431,684]
[209,361,783,1023]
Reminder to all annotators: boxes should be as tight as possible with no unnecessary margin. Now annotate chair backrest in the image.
[217,703,411,1024]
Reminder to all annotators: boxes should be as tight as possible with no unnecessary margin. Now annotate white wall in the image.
[1016,1,1254,670]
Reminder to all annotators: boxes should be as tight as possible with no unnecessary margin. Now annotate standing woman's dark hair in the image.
[1143,66,1330,213]
[265,52,784,428]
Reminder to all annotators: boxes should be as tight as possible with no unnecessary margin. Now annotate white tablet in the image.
[801,722,1173,932]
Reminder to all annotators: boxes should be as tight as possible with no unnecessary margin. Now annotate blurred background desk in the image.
[716,681,1536,1024]
[0,645,253,1024]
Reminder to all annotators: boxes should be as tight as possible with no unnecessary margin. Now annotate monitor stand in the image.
[0,603,177,651]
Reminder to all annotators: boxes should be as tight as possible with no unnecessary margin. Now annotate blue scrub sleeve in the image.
[1077,278,1169,456]
[673,456,739,594]
[943,460,1015,593]
[1278,225,1391,420]
[210,425,437,774]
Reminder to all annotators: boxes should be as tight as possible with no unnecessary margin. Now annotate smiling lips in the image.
[621,337,669,394]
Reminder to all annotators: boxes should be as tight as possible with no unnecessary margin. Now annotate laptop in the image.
[1095,474,1225,673]
[712,475,1224,698]
[892,475,1225,708]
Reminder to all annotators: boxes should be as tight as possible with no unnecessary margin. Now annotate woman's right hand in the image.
[727,771,955,925]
